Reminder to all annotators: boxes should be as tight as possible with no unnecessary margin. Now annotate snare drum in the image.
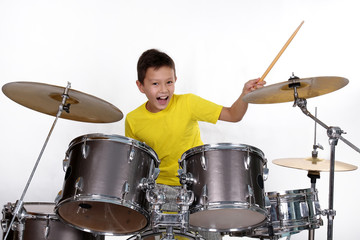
[55,134,159,235]
[248,188,323,238]
[179,143,268,232]
[2,202,102,240]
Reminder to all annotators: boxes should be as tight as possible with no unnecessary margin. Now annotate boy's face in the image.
[136,66,176,113]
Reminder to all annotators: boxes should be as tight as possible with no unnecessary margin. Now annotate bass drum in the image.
[1,202,103,240]
[179,143,268,232]
[55,134,159,235]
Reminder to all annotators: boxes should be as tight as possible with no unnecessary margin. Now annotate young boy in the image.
[125,49,265,239]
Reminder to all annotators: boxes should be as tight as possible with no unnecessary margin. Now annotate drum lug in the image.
[129,144,136,163]
[75,177,84,194]
[247,185,255,205]
[62,156,69,172]
[200,184,208,206]
[263,162,269,181]
[81,140,89,159]
[244,147,251,170]
[200,152,207,170]
[54,190,63,204]
[122,181,130,199]
[44,218,50,239]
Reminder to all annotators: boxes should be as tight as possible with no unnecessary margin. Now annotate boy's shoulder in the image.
[174,93,197,101]
[126,102,146,119]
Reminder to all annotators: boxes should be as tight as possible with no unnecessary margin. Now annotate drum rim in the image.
[190,201,268,216]
[265,188,317,197]
[55,195,150,235]
[179,143,265,164]
[67,133,159,165]
[250,217,322,237]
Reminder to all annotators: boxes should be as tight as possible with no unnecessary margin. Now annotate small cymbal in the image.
[243,76,349,104]
[273,157,357,172]
[2,81,123,123]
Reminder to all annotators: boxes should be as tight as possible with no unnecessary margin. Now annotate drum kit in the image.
[0,74,358,240]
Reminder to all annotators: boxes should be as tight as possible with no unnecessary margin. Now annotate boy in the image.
[125,49,265,239]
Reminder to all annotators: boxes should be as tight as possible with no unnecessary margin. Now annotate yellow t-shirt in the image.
[125,94,223,186]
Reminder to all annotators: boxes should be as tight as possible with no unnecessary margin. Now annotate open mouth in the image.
[157,96,169,105]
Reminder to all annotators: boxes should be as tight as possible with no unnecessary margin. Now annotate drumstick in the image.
[259,20,304,82]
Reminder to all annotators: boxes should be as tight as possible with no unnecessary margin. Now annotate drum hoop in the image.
[55,195,150,236]
[67,133,159,165]
[190,201,267,216]
[56,194,150,218]
[266,188,317,199]
[179,143,265,164]
[271,217,322,227]
[253,217,322,237]
[190,216,268,233]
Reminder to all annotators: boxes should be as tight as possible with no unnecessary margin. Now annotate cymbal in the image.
[2,81,123,123]
[273,157,357,172]
[243,76,349,104]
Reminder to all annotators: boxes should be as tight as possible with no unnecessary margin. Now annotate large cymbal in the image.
[2,81,123,123]
[273,157,357,172]
[243,76,349,104]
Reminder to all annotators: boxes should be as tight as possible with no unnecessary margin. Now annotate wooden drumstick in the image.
[259,20,304,82]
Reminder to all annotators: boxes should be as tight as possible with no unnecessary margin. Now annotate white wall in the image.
[0,0,359,239]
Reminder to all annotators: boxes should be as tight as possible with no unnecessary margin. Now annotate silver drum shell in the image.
[179,143,267,232]
[55,134,159,236]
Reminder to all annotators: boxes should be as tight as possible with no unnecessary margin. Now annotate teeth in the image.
[159,96,167,100]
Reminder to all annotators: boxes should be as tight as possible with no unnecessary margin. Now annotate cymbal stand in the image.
[289,76,360,240]
[3,82,72,240]
[307,107,323,240]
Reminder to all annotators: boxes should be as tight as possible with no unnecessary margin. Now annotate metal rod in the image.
[326,136,338,240]
[3,82,71,240]
[293,93,360,240]
[295,98,360,153]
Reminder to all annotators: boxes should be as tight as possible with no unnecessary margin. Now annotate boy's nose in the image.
[159,84,168,93]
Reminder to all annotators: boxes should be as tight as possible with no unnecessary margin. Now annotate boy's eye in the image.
[167,81,173,84]
[152,82,158,86]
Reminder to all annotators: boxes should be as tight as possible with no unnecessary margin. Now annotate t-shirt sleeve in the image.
[187,94,223,124]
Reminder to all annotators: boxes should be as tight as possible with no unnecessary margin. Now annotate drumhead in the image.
[22,202,56,216]
[67,133,159,165]
[180,143,265,165]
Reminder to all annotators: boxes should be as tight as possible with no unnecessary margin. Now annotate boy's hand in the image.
[242,78,266,95]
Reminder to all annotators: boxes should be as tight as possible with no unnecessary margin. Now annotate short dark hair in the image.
[137,49,176,84]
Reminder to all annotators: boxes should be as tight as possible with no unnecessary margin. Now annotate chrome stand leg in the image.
[3,82,71,240]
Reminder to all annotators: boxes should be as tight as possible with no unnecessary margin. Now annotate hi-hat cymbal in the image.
[2,81,123,123]
[273,157,357,172]
[244,76,349,104]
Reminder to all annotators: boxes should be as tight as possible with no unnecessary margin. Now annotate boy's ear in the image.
[136,80,145,93]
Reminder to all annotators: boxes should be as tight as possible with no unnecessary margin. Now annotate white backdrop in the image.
[1,0,359,239]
